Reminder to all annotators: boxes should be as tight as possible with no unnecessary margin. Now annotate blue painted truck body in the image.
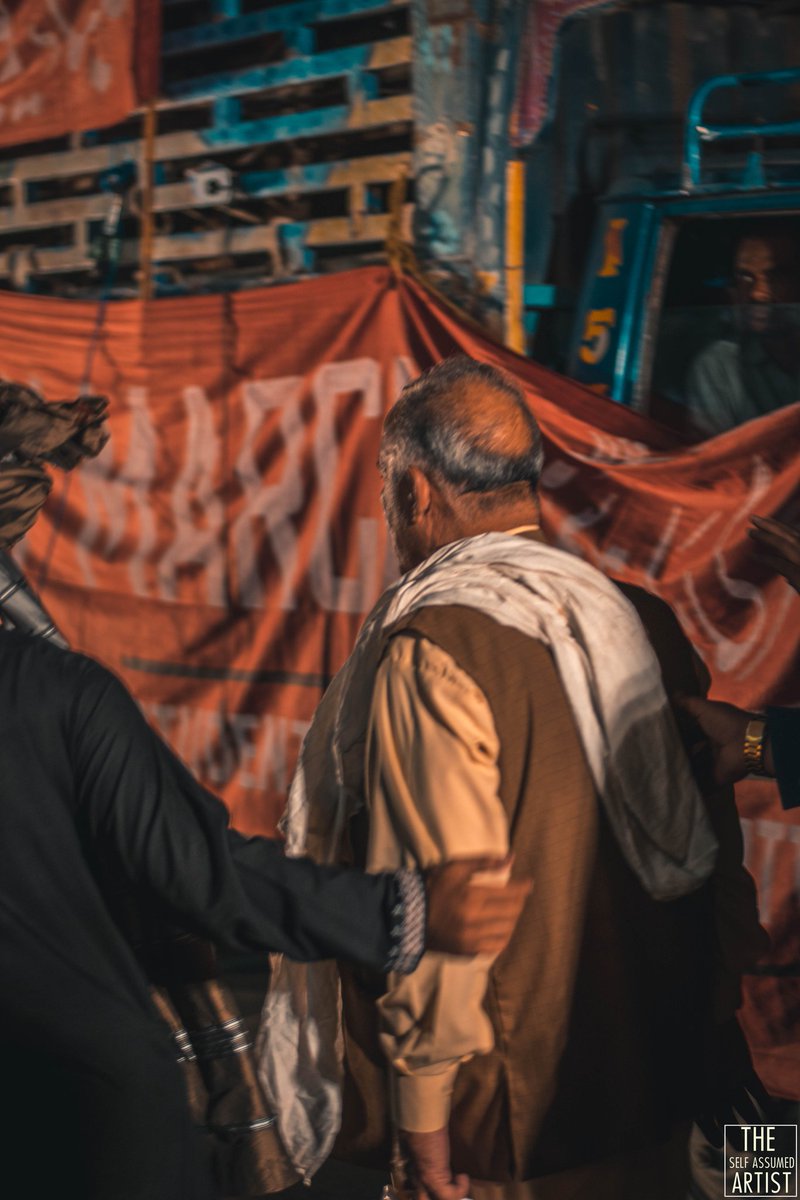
[532,69,800,426]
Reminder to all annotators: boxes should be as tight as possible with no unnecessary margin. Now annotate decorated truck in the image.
[526,68,800,440]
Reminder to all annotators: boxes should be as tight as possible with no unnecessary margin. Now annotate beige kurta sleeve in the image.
[366,632,509,1133]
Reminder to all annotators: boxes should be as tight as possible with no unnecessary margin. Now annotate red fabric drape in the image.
[0,0,159,148]
[2,267,798,1095]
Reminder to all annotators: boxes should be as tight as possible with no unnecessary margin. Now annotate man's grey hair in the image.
[380,356,544,495]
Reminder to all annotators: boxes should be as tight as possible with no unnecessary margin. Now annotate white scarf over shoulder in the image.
[258,534,718,1178]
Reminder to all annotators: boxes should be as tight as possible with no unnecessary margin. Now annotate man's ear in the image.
[406,465,432,524]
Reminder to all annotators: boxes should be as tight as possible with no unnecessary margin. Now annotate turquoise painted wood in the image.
[0,1,413,296]
[162,0,401,56]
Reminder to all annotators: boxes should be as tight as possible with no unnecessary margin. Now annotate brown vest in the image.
[336,601,728,1182]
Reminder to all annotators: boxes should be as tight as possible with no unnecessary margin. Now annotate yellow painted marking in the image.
[504,157,526,354]
[597,217,628,278]
[578,308,617,364]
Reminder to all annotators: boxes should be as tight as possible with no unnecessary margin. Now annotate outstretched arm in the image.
[679,695,799,811]
[68,654,526,970]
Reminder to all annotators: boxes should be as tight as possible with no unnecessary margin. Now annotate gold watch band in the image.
[743,717,768,776]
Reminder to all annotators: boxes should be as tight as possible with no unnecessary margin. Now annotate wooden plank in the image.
[7,95,412,183]
[148,213,390,259]
[163,0,405,56]
[0,153,410,239]
[304,212,390,246]
[236,151,411,198]
[0,194,111,230]
[0,213,392,276]
[8,143,148,183]
[163,36,411,103]
[202,95,413,148]
[0,245,95,274]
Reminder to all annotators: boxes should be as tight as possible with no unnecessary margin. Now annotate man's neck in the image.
[455,506,541,542]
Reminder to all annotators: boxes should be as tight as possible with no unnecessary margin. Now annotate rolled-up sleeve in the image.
[366,633,509,1132]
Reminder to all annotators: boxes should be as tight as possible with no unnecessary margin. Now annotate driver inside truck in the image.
[686,222,800,437]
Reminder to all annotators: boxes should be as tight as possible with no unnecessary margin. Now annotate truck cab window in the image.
[648,216,800,439]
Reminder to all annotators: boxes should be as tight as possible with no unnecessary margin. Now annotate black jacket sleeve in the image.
[68,655,403,968]
[767,706,800,810]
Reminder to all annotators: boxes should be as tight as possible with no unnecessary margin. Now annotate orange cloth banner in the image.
[1,266,799,1096]
[0,0,158,148]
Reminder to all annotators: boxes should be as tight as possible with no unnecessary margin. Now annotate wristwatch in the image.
[743,717,769,776]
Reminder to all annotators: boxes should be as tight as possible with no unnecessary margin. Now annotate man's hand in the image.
[750,515,800,593]
[400,1127,470,1200]
[678,697,773,786]
[424,856,531,957]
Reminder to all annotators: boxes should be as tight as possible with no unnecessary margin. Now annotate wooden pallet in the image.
[0,0,413,296]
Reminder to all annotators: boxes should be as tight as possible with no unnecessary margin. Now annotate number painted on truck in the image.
[597,218,628,278]
[578,308,617,365]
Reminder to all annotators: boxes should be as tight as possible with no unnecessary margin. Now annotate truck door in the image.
[567,201,657,404]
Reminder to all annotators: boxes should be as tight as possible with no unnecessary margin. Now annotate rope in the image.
[36,194,126,592]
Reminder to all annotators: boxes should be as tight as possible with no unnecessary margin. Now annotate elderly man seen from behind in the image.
[262,356,766,1200]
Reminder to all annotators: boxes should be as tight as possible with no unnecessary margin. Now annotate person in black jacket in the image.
[0,378,529,1200]
[0,629,528,1200]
